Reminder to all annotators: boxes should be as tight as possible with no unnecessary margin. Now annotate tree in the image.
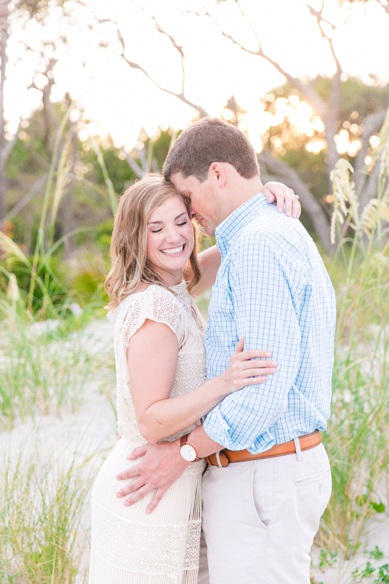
[0,0,70,227]
[87,0,389,253]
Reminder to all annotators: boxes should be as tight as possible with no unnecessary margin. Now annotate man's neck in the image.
[223,175,264,219]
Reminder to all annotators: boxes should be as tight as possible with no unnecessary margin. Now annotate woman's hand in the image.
[262,181,301,218]
[222,337,277,393]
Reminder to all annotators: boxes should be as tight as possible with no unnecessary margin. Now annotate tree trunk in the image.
[0,19,8,224]
[62,130,76,258]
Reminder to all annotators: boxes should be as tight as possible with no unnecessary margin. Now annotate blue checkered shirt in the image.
[203,193,336,454]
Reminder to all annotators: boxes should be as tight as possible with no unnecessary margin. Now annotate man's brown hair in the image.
[163,118,260,183]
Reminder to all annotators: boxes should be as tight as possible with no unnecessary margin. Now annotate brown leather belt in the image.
[206,431,322,467]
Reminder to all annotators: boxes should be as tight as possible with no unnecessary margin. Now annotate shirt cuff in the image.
[203,408,233,450]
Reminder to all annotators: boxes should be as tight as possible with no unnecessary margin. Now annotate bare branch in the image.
[307,3,342,77]
[4,173,48,222]
[188,4,329,117]
[354,109,387,185]
[149,14,186,94]
[97,16,209,118]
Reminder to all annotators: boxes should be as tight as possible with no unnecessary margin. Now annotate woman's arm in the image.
[190,182,301,296]
[127,320,277,443]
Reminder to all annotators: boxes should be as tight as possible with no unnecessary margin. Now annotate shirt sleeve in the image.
[203,232,307,452]
[119,286,184,349]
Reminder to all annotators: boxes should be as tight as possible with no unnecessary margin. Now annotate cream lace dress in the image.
[89,282,207,584]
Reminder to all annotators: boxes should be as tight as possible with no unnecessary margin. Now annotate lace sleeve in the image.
[118,285,185,349]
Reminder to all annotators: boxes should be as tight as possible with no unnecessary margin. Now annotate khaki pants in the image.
[200,443,331,584]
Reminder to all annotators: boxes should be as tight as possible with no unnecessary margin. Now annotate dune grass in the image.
[0,443,96,583]
[318,140,389,557]
[1,111,389,581]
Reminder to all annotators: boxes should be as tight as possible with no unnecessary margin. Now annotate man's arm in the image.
[115,425,221,513]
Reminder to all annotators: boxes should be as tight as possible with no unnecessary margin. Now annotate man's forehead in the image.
[170,172,193,195]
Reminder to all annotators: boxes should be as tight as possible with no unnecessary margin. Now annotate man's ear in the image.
[209,162,227,188]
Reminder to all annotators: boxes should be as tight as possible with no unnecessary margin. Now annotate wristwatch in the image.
[180,434,201,462]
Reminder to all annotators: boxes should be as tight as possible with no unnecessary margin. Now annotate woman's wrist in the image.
[215,372,231,399]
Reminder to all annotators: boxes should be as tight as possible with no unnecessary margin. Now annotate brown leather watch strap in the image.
[206,431,322,467]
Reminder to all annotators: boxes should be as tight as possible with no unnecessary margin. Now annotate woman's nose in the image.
[165,227,181,242]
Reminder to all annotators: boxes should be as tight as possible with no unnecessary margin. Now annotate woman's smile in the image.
[160,243,186,256]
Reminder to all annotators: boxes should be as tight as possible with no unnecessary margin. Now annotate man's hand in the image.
[262,181,301,218]
[116,440,190,513]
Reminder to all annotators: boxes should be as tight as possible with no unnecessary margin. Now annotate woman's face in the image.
[147,196,194,285]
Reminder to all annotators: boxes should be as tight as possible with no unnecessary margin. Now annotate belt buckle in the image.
[216,451,230,468]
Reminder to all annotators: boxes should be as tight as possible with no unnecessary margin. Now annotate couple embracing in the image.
[89,118,336,584]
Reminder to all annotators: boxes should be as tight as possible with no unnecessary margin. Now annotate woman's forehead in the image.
[149,195,188,221]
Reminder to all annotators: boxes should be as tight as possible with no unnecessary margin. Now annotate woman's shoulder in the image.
[109,284,180,321]
[108,283,185,346]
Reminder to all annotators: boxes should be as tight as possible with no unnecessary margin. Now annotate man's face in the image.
[170,172,222,236]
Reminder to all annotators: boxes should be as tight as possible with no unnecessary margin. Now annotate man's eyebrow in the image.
[148,212,188,225]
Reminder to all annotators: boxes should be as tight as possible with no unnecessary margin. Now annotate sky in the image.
[6,0,389,152]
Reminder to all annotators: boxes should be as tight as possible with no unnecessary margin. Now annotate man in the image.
[117,118,336,583]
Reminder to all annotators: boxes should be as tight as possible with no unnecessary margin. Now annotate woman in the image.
[89,175,299,583]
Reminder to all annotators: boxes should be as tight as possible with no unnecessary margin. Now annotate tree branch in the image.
[97,16,209,118]
[4,173,48,222]
[190,2,329,117]
[354,109,387,180]
[148,12,186,94]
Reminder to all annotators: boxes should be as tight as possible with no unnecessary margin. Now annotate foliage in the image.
[0,316,94,428]
[0,256,68,315]
[0,445,94,583]
[318,127,389,555]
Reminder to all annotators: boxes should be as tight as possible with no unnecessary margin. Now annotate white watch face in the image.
[180,444,197,462]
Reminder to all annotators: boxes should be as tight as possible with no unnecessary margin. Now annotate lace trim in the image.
[91,499,202,575]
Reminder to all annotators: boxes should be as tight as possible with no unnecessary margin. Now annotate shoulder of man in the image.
[233,208,313,266]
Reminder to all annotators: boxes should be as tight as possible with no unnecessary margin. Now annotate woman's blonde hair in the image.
[105,174,201,310]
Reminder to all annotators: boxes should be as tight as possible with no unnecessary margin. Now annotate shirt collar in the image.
[215,193,269,258]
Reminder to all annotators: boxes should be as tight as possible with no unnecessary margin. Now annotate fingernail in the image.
[287,211,291,216]
[146,509,151,514]
[124,501,130,506]
[117,493,122,498]
[265,352,271,357]
[293,213,297,218]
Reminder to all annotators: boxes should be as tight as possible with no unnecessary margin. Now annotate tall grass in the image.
[319,114,389,556]
[1,106,389,581]
[0,442,97,583]
[0,318,96,429]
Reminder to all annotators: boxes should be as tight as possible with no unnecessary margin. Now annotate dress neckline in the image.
[169,280,187,291]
